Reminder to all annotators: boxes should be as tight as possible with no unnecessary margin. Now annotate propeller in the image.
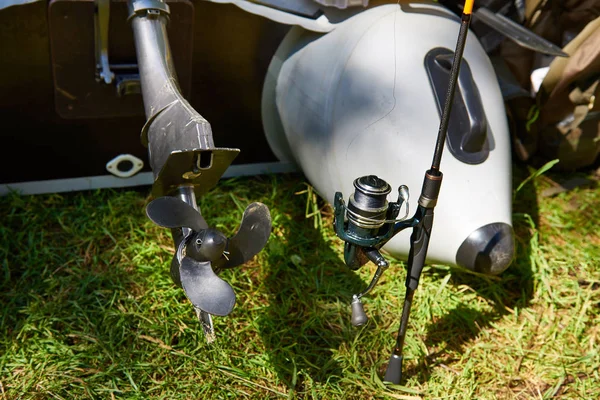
[146,196,271,317]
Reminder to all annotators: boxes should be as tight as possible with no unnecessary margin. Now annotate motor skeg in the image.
[262,2,514,274]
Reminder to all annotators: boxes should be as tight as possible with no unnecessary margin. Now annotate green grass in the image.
[1,164,598,399]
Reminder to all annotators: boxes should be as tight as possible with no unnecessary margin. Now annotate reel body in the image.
[333,175,413,326]
[334,175,411,253]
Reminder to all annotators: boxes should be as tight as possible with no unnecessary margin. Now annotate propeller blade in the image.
[221,202,271,269]
[146,196,208,231]
[179,257,236,316]
[170,254,182,287]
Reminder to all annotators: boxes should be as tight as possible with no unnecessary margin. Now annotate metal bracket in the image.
[94,0,115,84]
[127,0,171,20]
[116,74,142,96]
[151,149,240,198]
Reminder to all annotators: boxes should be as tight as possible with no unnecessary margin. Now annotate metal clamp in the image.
[127,0,170,20]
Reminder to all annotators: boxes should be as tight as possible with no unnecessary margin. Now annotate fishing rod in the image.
[332,0,475,384]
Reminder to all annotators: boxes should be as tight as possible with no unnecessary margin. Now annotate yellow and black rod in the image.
[431,0,474,172]
[383,0,474,384]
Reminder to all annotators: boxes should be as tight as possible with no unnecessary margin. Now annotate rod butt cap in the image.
[383,354,403,384]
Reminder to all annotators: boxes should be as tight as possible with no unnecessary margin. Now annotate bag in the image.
[500,0,600,171]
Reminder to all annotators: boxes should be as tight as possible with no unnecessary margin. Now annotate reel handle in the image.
[349,248,389,327]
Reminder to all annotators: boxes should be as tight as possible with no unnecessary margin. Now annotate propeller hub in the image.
[186,228,228,262]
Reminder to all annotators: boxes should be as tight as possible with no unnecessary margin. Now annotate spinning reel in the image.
[333,175,411,326]
[333,0,475,384]
[334,170,440,381]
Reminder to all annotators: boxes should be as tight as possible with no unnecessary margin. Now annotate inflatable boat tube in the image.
[262,2,514,275]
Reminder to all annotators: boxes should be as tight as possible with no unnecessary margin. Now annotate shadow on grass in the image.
[400,161,541,382]
[256,180,366,390]
[0,189,146,339]
[0,188,188,397]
